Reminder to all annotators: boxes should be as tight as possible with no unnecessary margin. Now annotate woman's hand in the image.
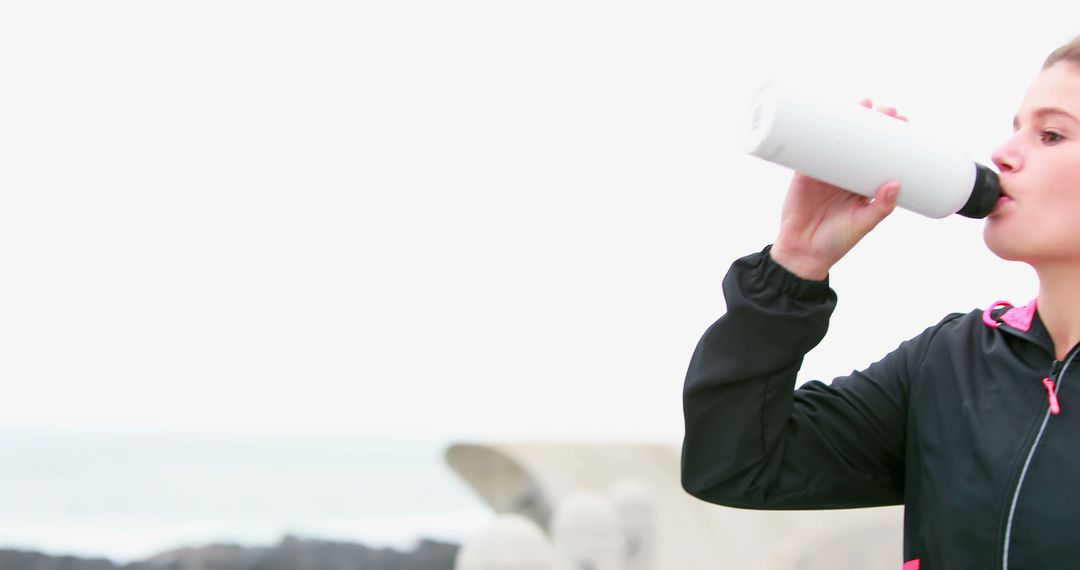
[769,101,907,281]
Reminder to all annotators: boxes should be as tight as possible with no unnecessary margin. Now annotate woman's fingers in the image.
[864,100,910,122]
[853,181,901,233]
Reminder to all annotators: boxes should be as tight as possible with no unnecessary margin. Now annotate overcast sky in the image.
[2,2,1078,445]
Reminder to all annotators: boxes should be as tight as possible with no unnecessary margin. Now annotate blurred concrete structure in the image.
[446,442,902,570]
[456,514,557,570]
[550,491,624,570]
[609,480,656,570]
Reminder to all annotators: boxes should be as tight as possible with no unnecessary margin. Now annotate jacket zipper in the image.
[1001,350,1077,569]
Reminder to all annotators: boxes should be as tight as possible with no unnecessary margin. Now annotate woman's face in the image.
[984,61,1080,265]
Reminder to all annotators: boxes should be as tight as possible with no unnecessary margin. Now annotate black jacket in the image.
[681,246,1080,570]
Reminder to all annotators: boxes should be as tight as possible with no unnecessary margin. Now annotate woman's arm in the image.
[681,246,955,509]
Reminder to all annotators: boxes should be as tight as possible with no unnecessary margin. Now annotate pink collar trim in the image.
[982,298,1038,332]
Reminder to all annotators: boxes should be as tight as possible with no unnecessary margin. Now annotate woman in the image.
[681,36,1080,570]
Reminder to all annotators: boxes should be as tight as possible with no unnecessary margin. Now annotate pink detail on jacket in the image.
[983,301,1012,328]
[982,298,1038,332]
[902,559,921,570]
[1043,378,1062,415]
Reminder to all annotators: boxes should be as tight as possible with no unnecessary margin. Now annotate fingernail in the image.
[887,186,900,201]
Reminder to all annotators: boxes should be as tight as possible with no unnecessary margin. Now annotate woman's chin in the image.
[983,224,1027,262]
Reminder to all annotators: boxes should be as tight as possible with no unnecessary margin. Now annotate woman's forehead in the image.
[1018,62,1080,121]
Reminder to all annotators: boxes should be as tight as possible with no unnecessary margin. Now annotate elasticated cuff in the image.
[755,244,832,300]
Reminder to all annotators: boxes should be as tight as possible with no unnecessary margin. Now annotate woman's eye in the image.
[1040,130,1065,144]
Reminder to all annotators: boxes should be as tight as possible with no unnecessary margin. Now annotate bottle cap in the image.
[957,164,1001,218]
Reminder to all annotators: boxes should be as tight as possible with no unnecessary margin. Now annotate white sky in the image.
[1,2,1077,444]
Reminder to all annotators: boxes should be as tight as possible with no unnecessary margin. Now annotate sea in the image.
[0,430,489,563]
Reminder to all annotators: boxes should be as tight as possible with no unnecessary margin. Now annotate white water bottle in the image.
[745,83,1000,219]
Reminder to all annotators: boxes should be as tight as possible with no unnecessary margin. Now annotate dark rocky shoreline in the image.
[0,535,457,570]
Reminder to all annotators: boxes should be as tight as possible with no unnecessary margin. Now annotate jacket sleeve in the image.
[681,245,953,510]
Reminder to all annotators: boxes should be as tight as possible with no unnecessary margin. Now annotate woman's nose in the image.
[992,137,1023,173]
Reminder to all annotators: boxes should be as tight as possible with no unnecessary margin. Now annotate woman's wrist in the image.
[768,244,832,281]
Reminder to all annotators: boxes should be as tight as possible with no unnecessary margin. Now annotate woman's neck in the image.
[1036,263,1080,360]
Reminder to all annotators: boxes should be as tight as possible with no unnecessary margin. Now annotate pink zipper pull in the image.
[1043,377,1061,415]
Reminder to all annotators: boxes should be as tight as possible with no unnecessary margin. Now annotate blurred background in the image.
[2,0,1079,566]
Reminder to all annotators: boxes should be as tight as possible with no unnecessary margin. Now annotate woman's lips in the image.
[992,194,1014,215]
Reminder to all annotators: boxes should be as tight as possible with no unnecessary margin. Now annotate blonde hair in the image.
[1043,35,1080,69]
